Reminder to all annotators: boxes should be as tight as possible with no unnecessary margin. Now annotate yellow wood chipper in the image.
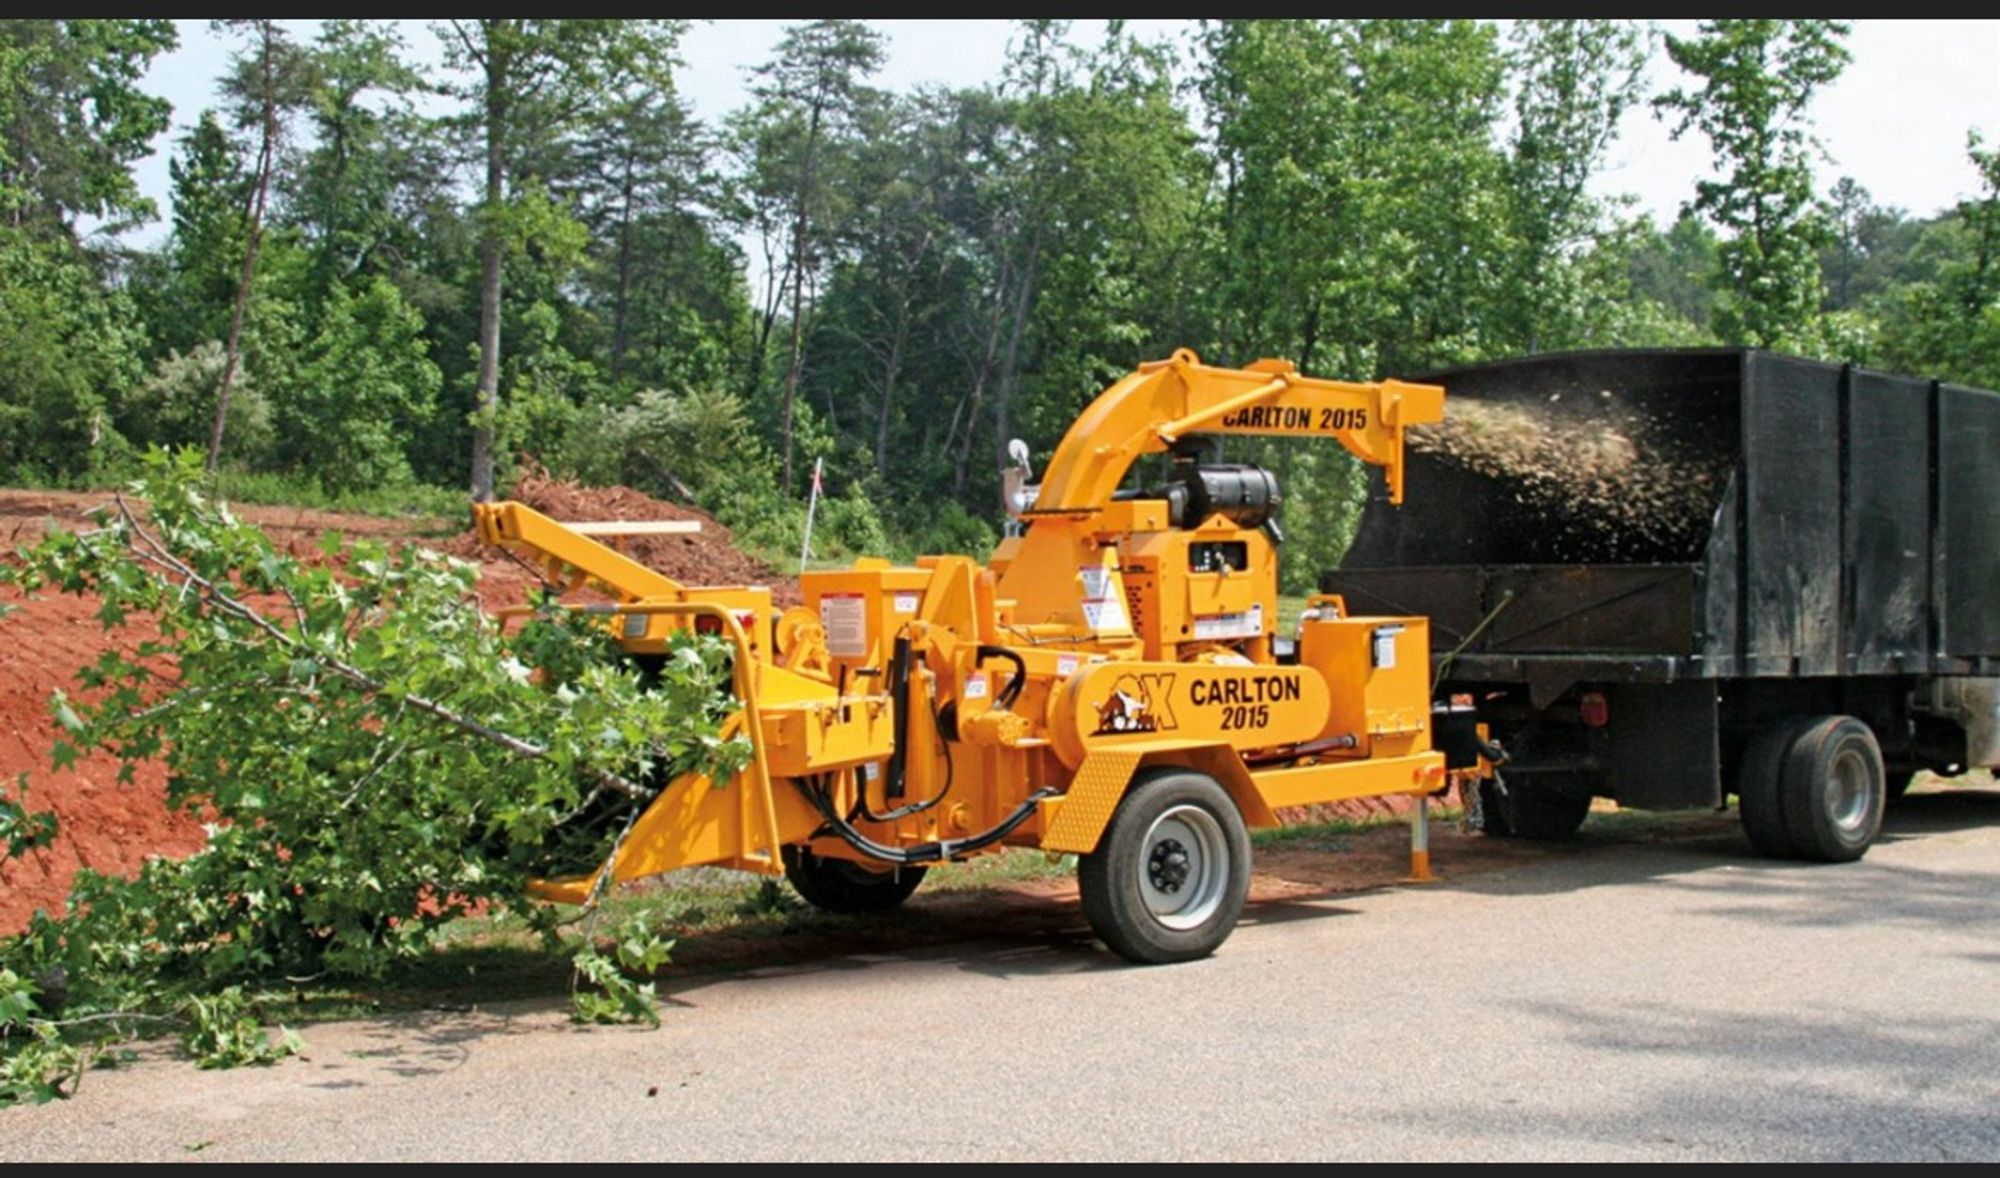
[473,349,1495,962]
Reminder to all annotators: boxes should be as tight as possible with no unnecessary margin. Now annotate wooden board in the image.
[562,520,702,536]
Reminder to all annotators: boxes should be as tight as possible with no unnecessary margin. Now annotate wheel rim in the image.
[1138,804,1229,931]
[1826,745,1874,834]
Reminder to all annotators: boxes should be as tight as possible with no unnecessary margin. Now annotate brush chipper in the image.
[473,350,1495,962]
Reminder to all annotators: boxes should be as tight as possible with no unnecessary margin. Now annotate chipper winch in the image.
[473,349,1495,962]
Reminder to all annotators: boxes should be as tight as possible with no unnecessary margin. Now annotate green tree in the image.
[966,22,1205,508]
[291,20,426,304]
[0,228,147,479]
[731,19,885,494]
[1820,189,1931,314]
[119,340,275,463]
[0,21,172,479]
[1623,211,1720,332]
[550,75,748,404]
[437,19,685,501]
[941,21,1075,503]
[142,112,248,356]
[823,90,960,481]
[1196,19,1347,365]
[1877,131,2000,387]
[1502,19,1647,351]
[1198,19,1514,378]
[1027,28,1205,403]
[559,84,708,382]
[126,110,305,475]
[1656,19,1851,349]
[0,19,175,234]
[208,20,315,472]
[1821,176,1877,312]
[282,276,442,492]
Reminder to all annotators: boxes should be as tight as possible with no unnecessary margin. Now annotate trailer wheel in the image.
[781,847,927,913]
[1078,769,1251,964]
[1737,717,1812,858]
[1776,716,1886,863]
[1479,776,1591,840]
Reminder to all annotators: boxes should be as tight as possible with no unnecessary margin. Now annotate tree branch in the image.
[111,495,655,803]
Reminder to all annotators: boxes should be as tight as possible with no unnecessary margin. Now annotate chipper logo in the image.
[1093,673,1178,735]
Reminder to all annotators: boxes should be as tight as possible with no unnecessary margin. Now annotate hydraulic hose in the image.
[975,644,1028,708]
[852,692,957,824]
[885,635,913,799]
[794,774,1058,866]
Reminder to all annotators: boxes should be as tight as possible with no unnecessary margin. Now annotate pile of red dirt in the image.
[448,470,799,606]
[0,583,207,932]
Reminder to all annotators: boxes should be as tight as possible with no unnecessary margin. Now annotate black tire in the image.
[1776,715,1886,863]
[781,846,927,913]
[1737,717,1812,858]
[1077,769,1252,964]
[1479,776,1591,841]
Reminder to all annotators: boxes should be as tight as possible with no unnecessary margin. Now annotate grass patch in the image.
[9,466,466,525]
[1254,814,1375,849]
[210,470,466,523]
[1257,808,1426,847]
[925,847,1076,890]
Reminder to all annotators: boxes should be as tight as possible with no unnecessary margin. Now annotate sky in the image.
[126,19,2000,247]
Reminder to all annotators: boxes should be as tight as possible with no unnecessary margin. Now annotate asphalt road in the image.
[7,789,2000,1162]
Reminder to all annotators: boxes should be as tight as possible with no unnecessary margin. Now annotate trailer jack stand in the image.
[1406,794,1437,883]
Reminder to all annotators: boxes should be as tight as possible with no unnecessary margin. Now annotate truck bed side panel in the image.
[1742,353,1842,677]
[1941,384,2000,670]
[1845,369,1932,675]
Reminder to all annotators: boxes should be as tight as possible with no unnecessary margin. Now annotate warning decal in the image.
[1079,564,1131,634]
[1192,602,1264,641]
[820,593,867,656]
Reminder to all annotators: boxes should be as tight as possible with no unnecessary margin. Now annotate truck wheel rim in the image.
[1827,746,1873,833]
[1139,805,1228,930]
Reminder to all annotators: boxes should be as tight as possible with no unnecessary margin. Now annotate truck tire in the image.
[1078,769,1251,964]
[1776,715,1886,863]
[781,847,927,913]
[1479,776,1591,840]
[1737,717,1813,858]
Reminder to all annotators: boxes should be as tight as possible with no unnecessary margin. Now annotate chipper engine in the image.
[473,349,1492,962]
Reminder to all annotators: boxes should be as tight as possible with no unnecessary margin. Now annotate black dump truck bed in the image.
[1328,349,2000,701]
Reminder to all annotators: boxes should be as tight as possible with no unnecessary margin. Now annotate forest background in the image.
[4,19,1996,590]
